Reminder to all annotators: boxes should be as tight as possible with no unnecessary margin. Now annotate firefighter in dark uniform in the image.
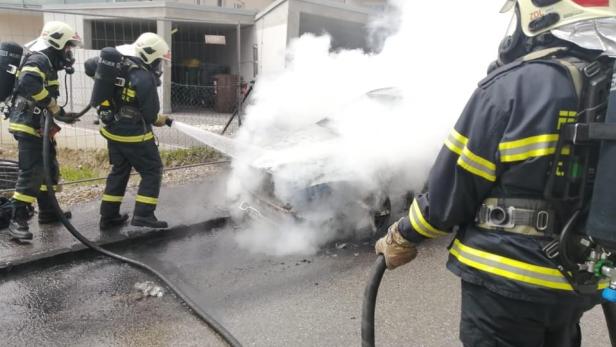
[7,21,81,241]
[97,33,172,230]
[375,1,616,346]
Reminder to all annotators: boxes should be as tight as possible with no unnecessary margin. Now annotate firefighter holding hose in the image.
[91,33,173,230]
[5,21,81,241]
[376,1,616,345]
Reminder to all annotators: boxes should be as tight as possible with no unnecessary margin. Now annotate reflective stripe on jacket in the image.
[399,50,604,302]
[101,60,160,143]
[8,52,59,139]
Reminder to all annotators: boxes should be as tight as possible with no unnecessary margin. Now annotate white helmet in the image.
[501,0,616,37]
[117,32,171,65]
[27,21,81,52]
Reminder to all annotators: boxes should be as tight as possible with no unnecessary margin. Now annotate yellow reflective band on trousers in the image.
[102,194,123,203]
[409,199,448,238]
[136,195,158,205]
[32,87,49,101]
[40,185,59,192]
[100,128,154,143]
[499,134,559,163]
[13,192,36,204]
[47,79,60,87]
[9,123,40,137]
[450,239,609,291]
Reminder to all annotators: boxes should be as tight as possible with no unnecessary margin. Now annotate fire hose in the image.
[361,254,386,347]
[361,255,616,346]
[41,109,242,347]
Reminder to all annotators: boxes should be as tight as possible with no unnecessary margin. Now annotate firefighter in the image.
[97,33,172,230]
[375,1,616,346]
[7,21,81,241]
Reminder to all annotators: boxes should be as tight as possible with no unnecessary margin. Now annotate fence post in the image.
[157,19,173,114]
[236,22,241,125]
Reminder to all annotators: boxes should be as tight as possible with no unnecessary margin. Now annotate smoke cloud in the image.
[229,1,511,256]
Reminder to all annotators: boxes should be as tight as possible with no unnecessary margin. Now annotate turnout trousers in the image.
[460,280,598,347]
[12,136,60,212]
[100,139,163,219]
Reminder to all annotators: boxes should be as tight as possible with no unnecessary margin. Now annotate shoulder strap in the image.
[520,47,569,62]
[523,47,585,100]
[554,58,584,101]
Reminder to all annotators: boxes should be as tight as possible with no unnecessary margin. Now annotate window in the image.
[89,20,156,50]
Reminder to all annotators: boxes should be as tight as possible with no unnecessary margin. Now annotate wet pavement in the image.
[0,224,611,346]
[0,168,229,272]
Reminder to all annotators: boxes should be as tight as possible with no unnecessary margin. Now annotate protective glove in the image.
[375,218,418,270]
[154,114,173,127]
[54,111,80,124]
[47,98,63,117]
[46,99,77,124]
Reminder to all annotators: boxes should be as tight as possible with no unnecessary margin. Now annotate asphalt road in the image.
[0,225,611,346]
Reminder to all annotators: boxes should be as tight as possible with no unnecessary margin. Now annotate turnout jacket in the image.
[100,58,162,143]
[8,52,60,139]
[399,50,605,303]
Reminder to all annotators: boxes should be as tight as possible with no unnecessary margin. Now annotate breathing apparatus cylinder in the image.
[84,56,97,78]
[0,41,23,102]
[586,66,616,250]
[90,47,122,108]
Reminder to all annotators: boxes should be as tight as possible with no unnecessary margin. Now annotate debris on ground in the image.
[133,281,165,299]
[335,243,347,250]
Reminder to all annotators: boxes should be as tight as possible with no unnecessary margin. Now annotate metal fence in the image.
[0,6,250,188]
[0,6,248,150]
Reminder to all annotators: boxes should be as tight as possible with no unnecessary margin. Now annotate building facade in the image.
[0,0,385,113]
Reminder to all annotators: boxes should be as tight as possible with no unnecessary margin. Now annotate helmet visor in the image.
[500,0,516,13]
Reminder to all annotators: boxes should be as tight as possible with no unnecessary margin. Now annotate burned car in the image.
[224,87,414,237]
[177,87,415,240]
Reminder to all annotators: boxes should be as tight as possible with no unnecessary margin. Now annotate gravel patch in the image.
[56,163,229,207]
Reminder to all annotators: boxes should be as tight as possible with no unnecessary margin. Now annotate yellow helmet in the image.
[501,0,616,37]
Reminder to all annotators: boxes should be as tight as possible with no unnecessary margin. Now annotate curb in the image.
[0,216,229,274]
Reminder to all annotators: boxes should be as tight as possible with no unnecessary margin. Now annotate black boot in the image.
[38,210,72,224]
[131,214,168,229]
[8,204,33,241]
[100,213,129,230]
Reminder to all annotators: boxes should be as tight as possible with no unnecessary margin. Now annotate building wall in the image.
[253,0,376,75]
[255,0,289,75]
[287,0,375,40]
[172,0,275,10]
[0,11,43,45]
[240,25,257,81]
[345,0,386,10]
[19,0,377,113]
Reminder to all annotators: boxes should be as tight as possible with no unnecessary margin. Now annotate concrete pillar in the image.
[286,1,300,44]
[157,20,172,114]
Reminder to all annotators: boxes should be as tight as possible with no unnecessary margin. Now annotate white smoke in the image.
[230,1,511,256]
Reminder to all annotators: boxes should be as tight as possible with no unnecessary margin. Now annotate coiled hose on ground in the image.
[42,111,242,347]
